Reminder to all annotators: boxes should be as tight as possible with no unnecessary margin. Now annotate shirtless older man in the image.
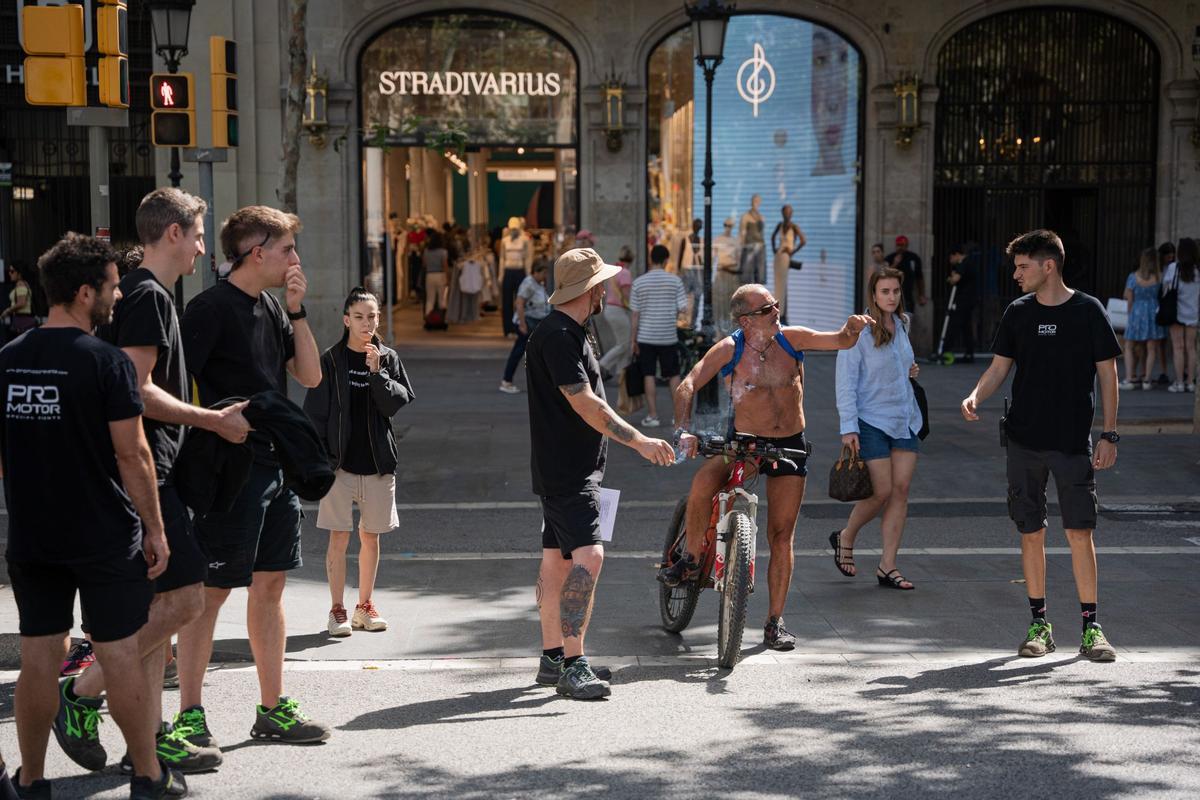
[659,284,873,649]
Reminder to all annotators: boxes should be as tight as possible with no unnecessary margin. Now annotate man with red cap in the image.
[885,235,926,312]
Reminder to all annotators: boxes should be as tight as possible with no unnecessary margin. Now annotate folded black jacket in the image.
[302,336,413,474]
[175,390,336,514]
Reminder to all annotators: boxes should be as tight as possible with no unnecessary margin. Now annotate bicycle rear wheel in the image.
[659,496,701,633]
[716,511,753,669]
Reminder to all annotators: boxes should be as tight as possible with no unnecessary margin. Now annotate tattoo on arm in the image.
[604,412,637,443]
[560,564,596,639]
[560,382,588,396]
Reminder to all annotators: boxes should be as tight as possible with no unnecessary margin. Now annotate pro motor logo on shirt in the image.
[6,384,61,419]
[1038,324,1058,336]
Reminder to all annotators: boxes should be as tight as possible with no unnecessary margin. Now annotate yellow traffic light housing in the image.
[210,37,239,148]
[150,73,196,147]
[97,2,129,108]
[22,4,86,107]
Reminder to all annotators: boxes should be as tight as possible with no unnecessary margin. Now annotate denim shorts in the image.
[857,419,920,461]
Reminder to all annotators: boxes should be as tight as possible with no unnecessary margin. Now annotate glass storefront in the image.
[358,13,578,310]
[648,15,862,332]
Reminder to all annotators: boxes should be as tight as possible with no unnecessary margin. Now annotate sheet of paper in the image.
[598,487,620,542]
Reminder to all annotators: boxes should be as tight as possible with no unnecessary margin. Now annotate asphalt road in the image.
[0,348,1197,798]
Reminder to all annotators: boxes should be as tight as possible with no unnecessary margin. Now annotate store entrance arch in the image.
[357,12,579,326]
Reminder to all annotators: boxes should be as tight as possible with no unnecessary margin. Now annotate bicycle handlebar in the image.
[690,432,810,465]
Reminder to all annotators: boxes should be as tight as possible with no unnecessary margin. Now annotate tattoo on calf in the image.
[535,576,543,609]
[560,564,595,639]
[560,382,588,396]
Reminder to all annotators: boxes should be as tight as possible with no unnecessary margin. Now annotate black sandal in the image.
[829,531,856,577]
[876,568,914,590]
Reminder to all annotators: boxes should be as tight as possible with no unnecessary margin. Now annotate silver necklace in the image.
[746,337,775,362]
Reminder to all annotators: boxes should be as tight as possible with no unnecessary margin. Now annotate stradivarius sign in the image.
[378,70,563,97]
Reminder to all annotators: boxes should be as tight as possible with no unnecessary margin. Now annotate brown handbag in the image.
[828,444,873,502]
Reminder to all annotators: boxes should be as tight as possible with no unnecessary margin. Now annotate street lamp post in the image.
[148,0,195,188]
[686,0,733,412]
[148,0,194,307]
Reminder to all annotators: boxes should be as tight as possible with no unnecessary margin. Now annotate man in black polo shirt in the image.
[176,205,328,750]
[526,248,674,699]
[0,233,182,798]
[962,229,1121,662]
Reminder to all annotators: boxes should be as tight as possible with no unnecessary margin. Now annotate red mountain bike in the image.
[658,432,809,668]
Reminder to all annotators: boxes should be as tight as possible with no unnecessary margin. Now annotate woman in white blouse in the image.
[831,267,922,590]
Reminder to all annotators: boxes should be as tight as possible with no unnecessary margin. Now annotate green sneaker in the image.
[52,676,106,771]
[1018,619,1056,658]
[121,722,223,775]
[250,697,331,743]
[172,706,217,750]
[1080,623,1117,662]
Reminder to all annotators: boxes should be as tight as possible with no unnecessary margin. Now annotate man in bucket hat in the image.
[525,248,674,699]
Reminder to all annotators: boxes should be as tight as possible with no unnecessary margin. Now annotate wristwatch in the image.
[286,304,307,321]
[1100,430,1120,444]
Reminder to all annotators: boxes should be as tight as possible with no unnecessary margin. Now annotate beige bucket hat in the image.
[548,248,622,305]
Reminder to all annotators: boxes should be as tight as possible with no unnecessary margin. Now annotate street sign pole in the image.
[183,148,227,291]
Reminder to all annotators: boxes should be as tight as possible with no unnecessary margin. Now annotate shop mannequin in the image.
[771,205,806,323]
[713,217,742,331]
[739,194,766,285]
[500,218,533,335]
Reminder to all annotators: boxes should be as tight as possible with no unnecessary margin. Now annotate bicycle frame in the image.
[707,459,759,593]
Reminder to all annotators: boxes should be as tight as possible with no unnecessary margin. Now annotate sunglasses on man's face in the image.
[742,301,780,318]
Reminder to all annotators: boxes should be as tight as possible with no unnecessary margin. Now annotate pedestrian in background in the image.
[1153,241,1176,385]
[0,261,37,340]
[832,267,922,590]
[886,235,927,310]
[867,242,886,277]
[1163,237,1199,392]
[630,244,688,427]
[1120,247,1164,390]
[499,261,552,394]
[962,229,1121,663]
[422,232,449,317]
[947,242,979,363]
[304,287,414,637]
[597,245,634,380]
[524,247,674,699]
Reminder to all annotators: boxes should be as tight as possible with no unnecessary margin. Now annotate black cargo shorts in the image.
[1005,440,1098,533]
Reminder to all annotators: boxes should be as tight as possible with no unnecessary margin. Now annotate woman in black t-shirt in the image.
[303,288,414,638]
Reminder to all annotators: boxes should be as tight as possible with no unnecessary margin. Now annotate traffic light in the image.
[21,4,86,107]
[97,0,129,108]
[210,37,238,148]
[150,73,196,147]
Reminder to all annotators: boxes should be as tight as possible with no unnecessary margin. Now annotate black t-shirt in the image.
[952,252,980,304]
[342,349,376,475]
[886,250,923,309]
[181,280,295,458]
[0,328,144,564]
[101,268,187,483]
[525,310,607,495]
[992,291,1122,455]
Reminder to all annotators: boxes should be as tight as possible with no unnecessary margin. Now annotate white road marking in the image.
[365,546,1200,561]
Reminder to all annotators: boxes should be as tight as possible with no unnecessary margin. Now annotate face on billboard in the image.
[811,29,850,177]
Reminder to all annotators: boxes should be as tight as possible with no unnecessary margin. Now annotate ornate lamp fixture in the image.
[303,55,329,148]
[601,72,626,152]
[894,73,920,147]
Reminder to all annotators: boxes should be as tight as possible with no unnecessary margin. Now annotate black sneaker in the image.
[171,707,217,750]
[535,655,613,686]
[250,697,331,743]
[555,657,611,700]
[52,677,106,771]
[12,768,51,800]
[128,762,187,799]
[764,617,797,651]
[657,555,700,587]
[120,723,222,775]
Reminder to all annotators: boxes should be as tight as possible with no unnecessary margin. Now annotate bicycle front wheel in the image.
[716,511,754,669]
[659,496,701,633]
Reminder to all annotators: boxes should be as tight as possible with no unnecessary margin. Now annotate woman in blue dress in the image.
[1121,247,1165,390]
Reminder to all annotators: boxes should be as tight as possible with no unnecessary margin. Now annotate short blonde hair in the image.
[730,283,771,318]
[220,205,302,268]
